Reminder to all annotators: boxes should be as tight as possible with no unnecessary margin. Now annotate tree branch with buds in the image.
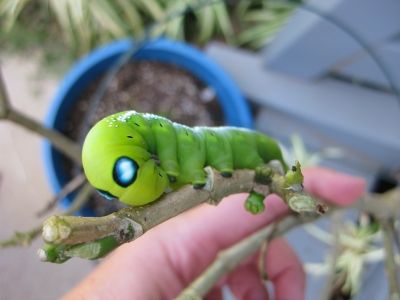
[38,162,325,263]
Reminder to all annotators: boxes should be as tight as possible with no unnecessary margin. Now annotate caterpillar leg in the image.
[175,126,207,188]
[150,118,180,181]
[244,191,265,214]
[203,129,234,177]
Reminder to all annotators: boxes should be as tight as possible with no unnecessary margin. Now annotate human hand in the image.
[63,168,365,300]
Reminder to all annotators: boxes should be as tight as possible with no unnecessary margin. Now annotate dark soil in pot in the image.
[62,61,224,216]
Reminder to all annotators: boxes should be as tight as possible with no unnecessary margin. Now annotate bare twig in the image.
[381,219,400,300]
[358,189,400,220]
[389,218,400,254]
[177,188,400,299]
[38,165,324,262]
[41,166,322,245]
[40,168,262,246]
[0,69,11,118]
[38,165,400,266]
[177,225,276,299]
[0,68,81,163]
[176,214,319,299]
[37,174,86,217]
[320,212,343,300]
[63,182,93,215]
[0,226,42,248]
[257,239,269,281]
[0,183,92,249]
[6,109,81,163]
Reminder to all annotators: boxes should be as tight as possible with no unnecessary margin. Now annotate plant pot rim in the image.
[42,37,253,214]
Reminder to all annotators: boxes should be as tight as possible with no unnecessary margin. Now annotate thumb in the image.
[303,167,366,206]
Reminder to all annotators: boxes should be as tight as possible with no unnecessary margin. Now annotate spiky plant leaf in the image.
[90,0,127,38]
[195,3,215,44]
[212,2,234,43]
[115,0,144,36]
[0,0,30,30]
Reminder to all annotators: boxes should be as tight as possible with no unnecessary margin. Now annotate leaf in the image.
[115,0,144,35]
[242,10,277,23]
[212,2,234,43]
[0,0,30,30]
[236,9,294,49]
[90,0,127,38]
[163,0,187,40]
[195,3,215,44]
[48,0,76,44]
[234,0,253,19]
[136,0,164,21]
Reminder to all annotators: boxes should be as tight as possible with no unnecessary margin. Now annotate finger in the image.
[303,167,366,206]
[226,263,269,300]
[265,238,305,300]
[204,286,223,300]
[163,194,289,283]
[156,167,365,284]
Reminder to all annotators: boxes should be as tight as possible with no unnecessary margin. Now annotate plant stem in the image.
[39,165,324,262]
[37,174,86,217]
[0,183,92,248]
[7,109,81,163]
[0,226,42,248]
[257,239,269,281]
[0,68,81,164]
[177,188,400,299]
[41,166,322,245]
[381,219,400,300]
[63,182,93,215]
[176,214,317,299]
[0,69,11,118]
[320,213,343,300]
[41,168,260,246]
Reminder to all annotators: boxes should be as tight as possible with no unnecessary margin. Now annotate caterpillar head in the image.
[82,114,169,206]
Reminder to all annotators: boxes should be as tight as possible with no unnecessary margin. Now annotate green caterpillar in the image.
[82,111,287,207]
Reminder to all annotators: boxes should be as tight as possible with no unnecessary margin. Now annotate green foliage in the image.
[234,0,296,49]
[1,0,298,62]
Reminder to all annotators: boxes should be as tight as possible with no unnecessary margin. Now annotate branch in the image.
[0,226,42,248]
[177,187,400,299]
[39,165,324,262]
[39,166,399,264]
[320,213,343,300]
[381,219,400,300]
[0,68,11,118]
[6,109,81,163]
[177,188,400,300]
[176,214,320,299]
[0,68,81,163]
[358,189,400,220]
[0,183,92,249]
[37,174,86,217]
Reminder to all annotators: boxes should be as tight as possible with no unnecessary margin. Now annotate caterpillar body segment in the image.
[82,111,287,206]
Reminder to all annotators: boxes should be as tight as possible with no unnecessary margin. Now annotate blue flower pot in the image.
[43,38,253,215]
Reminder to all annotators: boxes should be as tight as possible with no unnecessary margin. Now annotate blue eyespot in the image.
[113,157,138,187]
[96,189,117,201]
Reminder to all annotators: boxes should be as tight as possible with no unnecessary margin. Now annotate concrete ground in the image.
[0,55,93,300]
